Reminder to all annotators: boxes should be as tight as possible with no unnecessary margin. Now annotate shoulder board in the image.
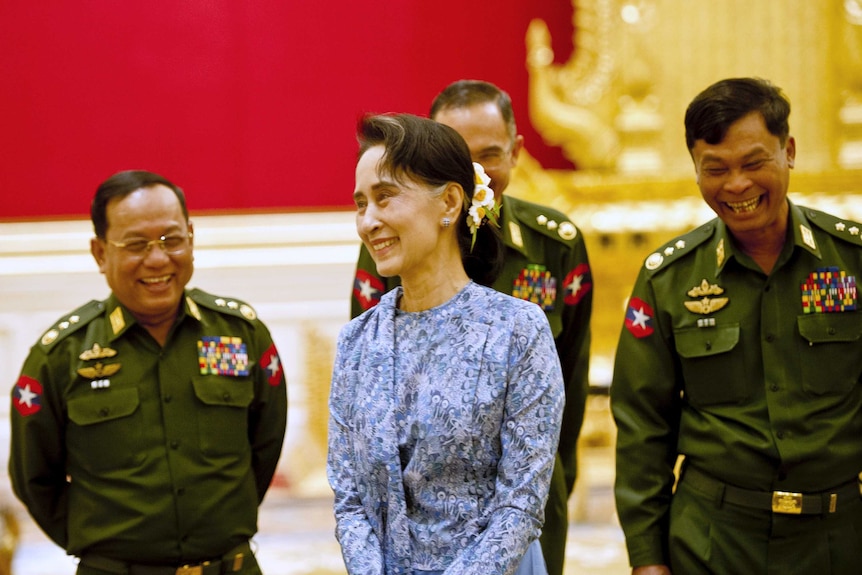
[188,288,259,323]
[803,208,862,247]
[641,219,718,275]
[507,196,582,245]
[38,300,104,352]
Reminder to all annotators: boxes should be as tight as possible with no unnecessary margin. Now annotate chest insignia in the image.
[801,267,857,313]
[513,264,557,311]
[77,361,121,379]
[198,336,249,376]
[684,279,729,315]
[79,343,117,361]
[716,238,725,268]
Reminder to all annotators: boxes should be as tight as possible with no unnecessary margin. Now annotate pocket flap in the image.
[68,387,139,426]
[191,375,253,408]
[674,324,740,358]
[797,313,862,344]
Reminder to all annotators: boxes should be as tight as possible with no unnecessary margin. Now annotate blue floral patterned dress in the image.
[327,282,564,575]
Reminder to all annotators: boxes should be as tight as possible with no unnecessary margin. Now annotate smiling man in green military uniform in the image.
[350,80,593,575]
[611,78,862,575]
[9,170,287,575]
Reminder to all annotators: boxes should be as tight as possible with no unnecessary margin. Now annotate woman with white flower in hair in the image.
[327,113,564,575]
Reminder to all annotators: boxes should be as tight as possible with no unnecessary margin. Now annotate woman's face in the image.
[353,145,451,283]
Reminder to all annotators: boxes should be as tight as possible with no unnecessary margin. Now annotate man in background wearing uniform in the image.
[9,170,288,574]
[612,77,862,574]
[351,80,593,575]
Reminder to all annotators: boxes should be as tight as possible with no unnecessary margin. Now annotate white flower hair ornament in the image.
[467,162,500,250]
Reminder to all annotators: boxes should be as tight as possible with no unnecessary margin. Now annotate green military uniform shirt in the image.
[611,201,862,567]
[351,194,593,575]
[10,288,288,563]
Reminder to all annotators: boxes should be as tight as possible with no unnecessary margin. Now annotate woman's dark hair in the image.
[357,113,504,286]
[684,77,791,151]
[91,170,188,238]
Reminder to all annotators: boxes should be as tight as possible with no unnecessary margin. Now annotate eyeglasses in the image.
[106,233,193,257]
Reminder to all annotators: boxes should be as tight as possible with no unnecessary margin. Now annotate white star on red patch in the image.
[358,279,379,302]
[17,384,37,408]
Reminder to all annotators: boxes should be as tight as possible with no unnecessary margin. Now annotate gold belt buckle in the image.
[175,564,204,575]
[772,491,803,514]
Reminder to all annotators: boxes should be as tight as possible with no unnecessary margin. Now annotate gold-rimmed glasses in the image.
[106,232,193,257]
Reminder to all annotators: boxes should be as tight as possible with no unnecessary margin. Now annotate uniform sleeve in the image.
[9,346,70,548]
[326,331,385,575]
[556,233,593,493]
[445,306,564,575]
[350,243,399,319]
[610,273,681,568]
[248,321,288,502]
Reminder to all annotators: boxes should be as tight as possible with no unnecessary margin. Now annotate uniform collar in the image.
[103,291,197,341]
[499,194,526,256]
[714,200,820,276]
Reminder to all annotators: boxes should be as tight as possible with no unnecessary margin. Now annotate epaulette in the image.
[187,288,259,323]
[507,196,582,245]
[803,208,862,247]
[37,300,104,352]
[641,219,718,275]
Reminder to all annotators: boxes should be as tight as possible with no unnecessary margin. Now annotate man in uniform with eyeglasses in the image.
[350,80,593,575]
[9,170,288,574]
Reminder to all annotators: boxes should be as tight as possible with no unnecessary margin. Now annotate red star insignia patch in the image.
[564,263,592,306]
[14,375,43,417]
[260,344,284,386]
[353,269,385,311]
[625,297,655,338]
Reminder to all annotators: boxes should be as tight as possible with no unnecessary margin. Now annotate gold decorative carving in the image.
[515,1,862,388]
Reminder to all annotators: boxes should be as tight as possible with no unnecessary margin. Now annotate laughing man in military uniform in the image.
[351,80,593,575]
[611,78,862,574]
[9,170,287,575]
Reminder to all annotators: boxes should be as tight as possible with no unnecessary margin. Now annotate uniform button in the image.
[177,487,186,496]
[770,384,779,392]
[99,408,110,417]
[765,334,775,342]
[828,327,836,335]
[222,392,231,401]
[776,431,785,439]
[164,394,172,403]
[170,440,179,449]
[764,285,771,292]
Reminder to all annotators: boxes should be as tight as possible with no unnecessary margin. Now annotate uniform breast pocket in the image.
[674,324,749,406]
[796,313,862,395]
[191,375,254,456]
[67,388,144,472]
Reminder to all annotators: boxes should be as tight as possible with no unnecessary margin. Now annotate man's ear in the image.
[510,134,525,164]
[91,237,107,274]
[785,136,796,169]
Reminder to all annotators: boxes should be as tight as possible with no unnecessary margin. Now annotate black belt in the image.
[682,466,860,515]
[79,541,250,575]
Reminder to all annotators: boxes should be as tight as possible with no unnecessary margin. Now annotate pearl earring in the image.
[442,217,451,227]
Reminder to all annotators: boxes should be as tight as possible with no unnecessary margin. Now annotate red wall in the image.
[0,1,574,220]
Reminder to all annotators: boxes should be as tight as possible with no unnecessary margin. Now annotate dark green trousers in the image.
[670,472,862,574]
[539,454,569,575]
